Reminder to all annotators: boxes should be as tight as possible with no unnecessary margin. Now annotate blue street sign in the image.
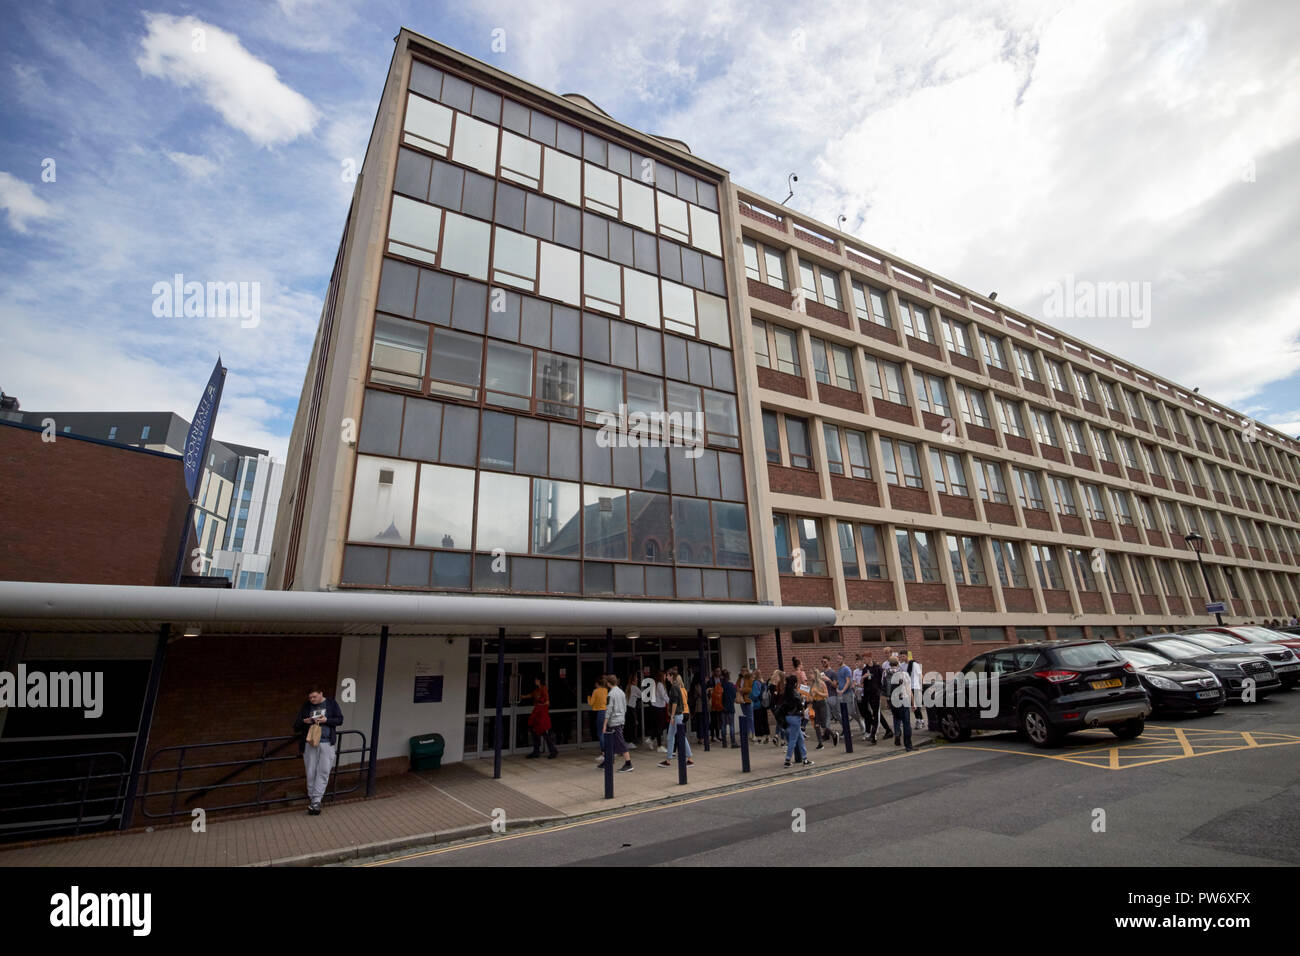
[1205,602,1226,613]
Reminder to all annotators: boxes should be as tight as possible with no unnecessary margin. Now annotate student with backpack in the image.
[887,655,914,752]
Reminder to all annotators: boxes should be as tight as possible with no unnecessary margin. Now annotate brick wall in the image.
[830,475,880,506]
[817,383,863,412]
[779,574,835,606]
[888,485,932,514]
[757,366,808,398]
[846,578,896,610]
[0,423,191,585]
[768,462,821,497]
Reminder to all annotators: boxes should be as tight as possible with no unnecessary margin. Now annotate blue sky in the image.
[2,0,1298,458]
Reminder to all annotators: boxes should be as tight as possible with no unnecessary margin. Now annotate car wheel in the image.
[939,712,970,742]
[1109,717,1145,740]
[1020,703,1061,748]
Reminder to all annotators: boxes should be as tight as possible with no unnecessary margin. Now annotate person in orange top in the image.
[520,675,557,759]
[589,676,609,762]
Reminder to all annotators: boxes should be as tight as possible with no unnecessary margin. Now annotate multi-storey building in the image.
[735,188,1300,672]
[210,452,284,590]
[268,26,1300,761]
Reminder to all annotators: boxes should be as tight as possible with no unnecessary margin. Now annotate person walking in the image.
[780,670,812,768]
[293,685,344,815]
[520,675,558,758]
[651,670,669,751]
[737,666,755,744]
[750,669,770,742]
[909,654,925,730]
[768,669,786,747]
[835,652,856,741]
[820,656,840,747]
[887,655,914,752]
[659,671,695,767]
[720,669,738,747]
[708,667,725,742]
[863,653,890,743]
[589,675,609,760]
[604,675,634,772]
[809,669,832,750]
[852,655,869,736]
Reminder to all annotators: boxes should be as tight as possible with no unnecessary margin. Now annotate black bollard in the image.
[740,707,751,773]
[676,721,688,785]
[604,723,614,799]
[840,701,853,754]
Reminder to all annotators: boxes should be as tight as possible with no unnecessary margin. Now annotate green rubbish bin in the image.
[409,733,445,771]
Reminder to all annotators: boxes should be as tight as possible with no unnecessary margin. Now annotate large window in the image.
[930,449,968,496]
[941,316,972,356]
[744,238,789,289]
[752,321,801,376]
[991,539,1029,588]
[773,513,827,575]
[1048,475,1078,516]
[899,300,934,343]
[798,258,841,309]
[1082,483,1108,521]
[428,327,484,400]
[825,425,872,479]
[1110,488,1135,526]
[1013,468,1046,510]
[1067,548,1098,591]
[1031,543,1065,589]
[785,416,812,469]
[852,281,891,327]
[958,386,992,428]
[858,524,888,579]
[979,331,1007,369]
[1073,368,1096,402]
[1030,407,1059,447]
[973,458,1009,504]
[896,529,941,583]
[810,337,857,390]
[1046,359,1069,394]
[995,397,1026,437]
[1013,345,1040,382]
[865,356,908,404]
[946,534,987,585]
[913,372,951,417]
[349,455,418,545]
[880,437,923,488]
[762,410,781,463]
[371,314,428,389]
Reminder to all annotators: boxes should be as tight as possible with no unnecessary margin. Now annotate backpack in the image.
[758,680,770,709]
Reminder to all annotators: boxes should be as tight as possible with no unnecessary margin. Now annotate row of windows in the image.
[751,317,1300,517]
[402,69,724,261]
[358,391,748,500]
[760,409,1300,556]
[770,514,1299,608]
[349,454,752,570]
[369,313,742,447]
[742,238,1300,488]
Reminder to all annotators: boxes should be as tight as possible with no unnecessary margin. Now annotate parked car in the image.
[1205,624,1300,660]
[1174,630,1300,689]
[929,640,1150,748]
[1113,646,1225,715]
[1121,635,1280,700]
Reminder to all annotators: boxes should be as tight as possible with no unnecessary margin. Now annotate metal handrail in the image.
[139,730,368,821]
[0,751,128,838]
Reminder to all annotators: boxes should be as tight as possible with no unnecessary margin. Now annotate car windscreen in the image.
[1146,639,1205,660]
[1236,626,1287,642]
[1118,648,1168,668]
[1052,643,1122,667]
[1177,632,1237,647]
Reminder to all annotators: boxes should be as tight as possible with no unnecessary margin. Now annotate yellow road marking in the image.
[363,746,932,865]
[949,725,1300,771]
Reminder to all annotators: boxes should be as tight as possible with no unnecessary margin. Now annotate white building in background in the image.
[211,452,285,590]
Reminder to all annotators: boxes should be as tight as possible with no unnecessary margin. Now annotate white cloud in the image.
[0,170,55,233]
[165,150,219,178]
[136,12,319,147]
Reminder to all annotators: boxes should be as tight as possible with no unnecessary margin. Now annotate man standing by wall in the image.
[293,685,344,815]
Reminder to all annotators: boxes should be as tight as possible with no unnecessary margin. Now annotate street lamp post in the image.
[1184,532,1224,626]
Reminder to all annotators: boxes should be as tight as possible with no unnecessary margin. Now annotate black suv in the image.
[929,641,1151,748]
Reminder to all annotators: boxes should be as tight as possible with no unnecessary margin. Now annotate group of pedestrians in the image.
[746,650,926,765]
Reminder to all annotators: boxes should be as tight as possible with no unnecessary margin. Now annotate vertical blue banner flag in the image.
[184,358,227,499]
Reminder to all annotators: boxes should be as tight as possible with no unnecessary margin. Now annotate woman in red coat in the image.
[520,675,558,758]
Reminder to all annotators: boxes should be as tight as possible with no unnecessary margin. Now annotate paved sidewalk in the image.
[0,724,933,866]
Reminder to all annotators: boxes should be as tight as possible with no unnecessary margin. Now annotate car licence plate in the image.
[1195,690,1219,699]
[1090,678,1122,690]
[1275,663,1299,672]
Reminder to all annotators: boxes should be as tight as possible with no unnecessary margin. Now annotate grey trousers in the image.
[303,740,336,805]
